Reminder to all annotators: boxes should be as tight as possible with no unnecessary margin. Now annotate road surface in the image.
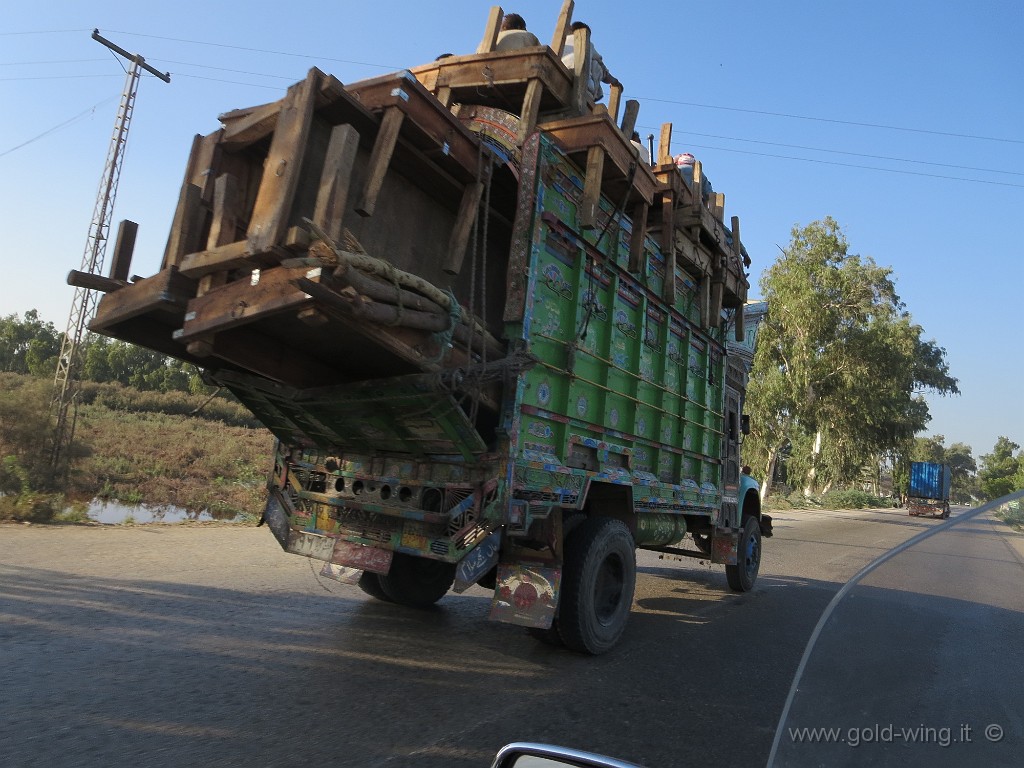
[1,505,1020,767]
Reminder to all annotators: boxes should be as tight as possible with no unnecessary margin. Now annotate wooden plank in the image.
[620,99,640,139]
[444,181,485,275]
[712,192,726,220]
[219,100,282,150]
[91,267,196,331]
[731,215,742,258]
[177,266,314,340]
[571,26,591,115]
[518,78,543,146]
[537,113,659,206]
[312,123,360,243]
[198,173,242,296]
[710,278,724,325]
[699,277,710,329]
[179,241,252,279]
[436,86,453,107]
[627,200,648,274]
[246,68,320,255]
[661,193,676,304]
[67,270,127,293]
[607,83,622,124]
[346,72,481,179]
[109,219,138,282]
[550,0,574,55]
[161,182,203,271]
[409,50,574,108]
[477,6,504,54]
[735,302,745,342]
[579,144,605,230]
[355,106,405,217]
[658,123,673,165]
[207,173,241,250]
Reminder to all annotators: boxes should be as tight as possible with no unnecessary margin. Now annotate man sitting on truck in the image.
[561,21,620,103]
[495,13,541,51]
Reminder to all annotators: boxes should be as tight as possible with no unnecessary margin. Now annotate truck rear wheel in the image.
[557,517,636,655]
[357,571,393,603]
[726,516,761,592]
[378,553,456,608]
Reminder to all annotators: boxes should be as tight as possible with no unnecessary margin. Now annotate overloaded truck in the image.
[85,2,771,653]
[907,461,952,518]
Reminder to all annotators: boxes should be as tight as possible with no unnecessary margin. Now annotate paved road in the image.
[1,506,1019,767]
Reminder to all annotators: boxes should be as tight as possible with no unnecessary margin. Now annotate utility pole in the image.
[50,31,170,471]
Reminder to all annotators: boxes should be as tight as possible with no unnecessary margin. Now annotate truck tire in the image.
[942,503,951,519]
[557,517,636,655]
[357,571,393,603]
[726,516,761,592]
[378,552,456,608]
[526,513,586,648]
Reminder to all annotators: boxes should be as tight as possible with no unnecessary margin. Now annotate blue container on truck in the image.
[908,462,951,518]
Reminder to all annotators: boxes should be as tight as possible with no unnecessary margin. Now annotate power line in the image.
[170,72,284,90]
[103,29,403,71]
[638,96,1024,145]
[0,74,121,81]
[0,58,107,65]
[638,126,1024,178]
[0,99,114,158]
[678,142,1024,189]
[149,58,297,81]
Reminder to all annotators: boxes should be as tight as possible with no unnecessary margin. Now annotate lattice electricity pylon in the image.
[49,31,169,471]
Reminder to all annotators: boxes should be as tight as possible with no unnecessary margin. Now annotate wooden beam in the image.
[661,192,676,305]
[219,100,282,150]
[247,68,320,255]
[109,219,138,282]
[312,123,360,242]
[176,266,314,340]
[658,123,673,165]
[712,192,725,220]
[735,303,745,342]
[355,106,404,217]
[620,99,640,139]
[162,182,203,270]
[571,26,591,115]
[518,78,543,146]
[68,270,127,293]
[198,172,242,296]
[627,200,648,274]
[730,215,742,259]
[444,181,485,275]
[699,277,710,329]
[607,83,622,124]
[477,6,504,53]
[179,241,252,279]
[579,144,605,230]
[550,0,574,56]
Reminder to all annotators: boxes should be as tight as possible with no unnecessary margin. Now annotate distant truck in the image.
[86,3,771,653]
[907,461,952,518]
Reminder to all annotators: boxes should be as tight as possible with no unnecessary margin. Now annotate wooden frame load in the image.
[87,0,751,396]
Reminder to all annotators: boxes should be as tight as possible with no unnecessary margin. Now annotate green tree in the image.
[978,437,1022,500]
[0,310,60,374]
[945,441,978,504]
[744,218,958,500]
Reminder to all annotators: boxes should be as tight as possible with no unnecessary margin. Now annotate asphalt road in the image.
[1,505,1020,768]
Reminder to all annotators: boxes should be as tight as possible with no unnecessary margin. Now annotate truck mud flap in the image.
[489,563,561,629]
[260,490,292,550]
[711,528,739,565]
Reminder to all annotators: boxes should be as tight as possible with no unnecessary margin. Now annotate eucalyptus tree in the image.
[745,218,958,500]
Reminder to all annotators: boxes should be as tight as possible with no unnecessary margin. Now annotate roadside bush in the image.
[0,374,56,497]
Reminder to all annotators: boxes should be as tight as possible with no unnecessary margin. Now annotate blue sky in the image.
[2,1,1021,460]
